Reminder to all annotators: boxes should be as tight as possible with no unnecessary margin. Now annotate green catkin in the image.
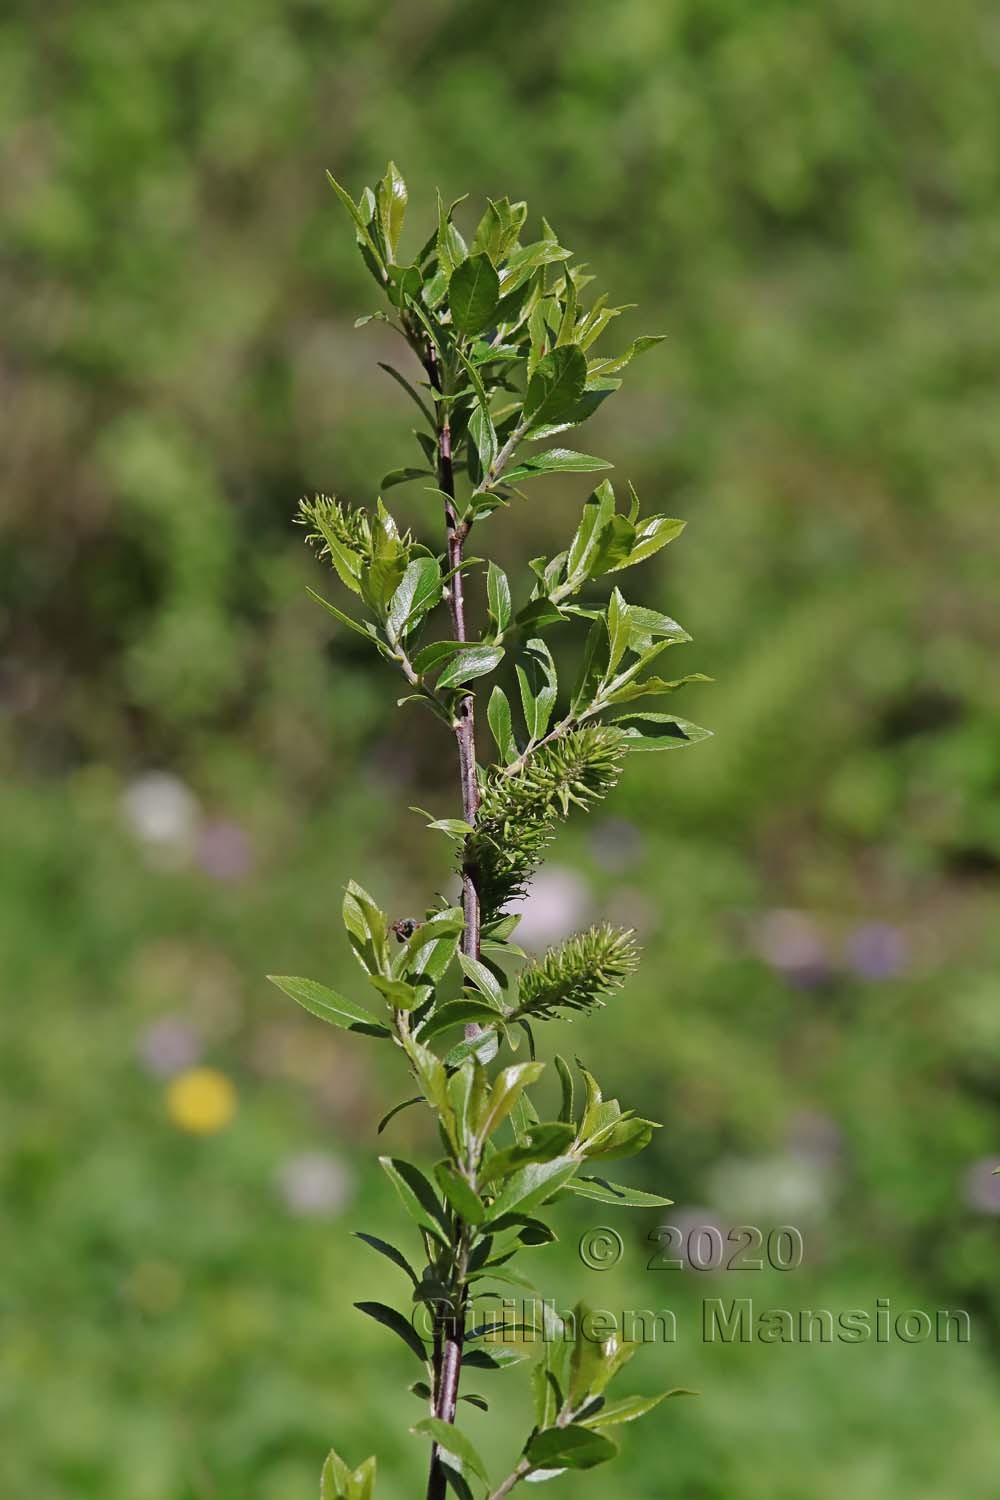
[470,725,628,922]
[513,923,641,1020]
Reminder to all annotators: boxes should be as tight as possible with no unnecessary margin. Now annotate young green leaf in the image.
[524,344,587,426]
[436,644,505,690]
[486,562,512,635]
[487,685,518,763]
[502,449,613,483]
[387,556,442,641]
[412,1419,489,1485]
[419,998,502,1041]
[458,953,505,1008]
[612,711,714,751]
[467,402,497,476]
[434,1162,485,1223]
[353,1231,419,1285]
[526,1424,617,1471]
[562,1177,673,1207]
[579,1390,695,1428]
[486,1156,577,1221]
[375,161,407,260]
[449,253,501,335]
[379,1156,450,1242]
[477,1062,545,1143]
[266,975,390,1037]
[355,1300,428,1364]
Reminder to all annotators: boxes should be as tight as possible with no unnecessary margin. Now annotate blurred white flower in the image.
[122,772,199,855]
[515,865,590,950]
[277,1151,354,1218]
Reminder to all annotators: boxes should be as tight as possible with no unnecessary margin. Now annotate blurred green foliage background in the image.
[2,1,999,1496]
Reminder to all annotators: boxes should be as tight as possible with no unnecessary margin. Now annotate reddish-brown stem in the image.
[423,337,479,1500]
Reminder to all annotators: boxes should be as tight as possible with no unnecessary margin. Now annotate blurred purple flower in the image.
[197,819,254,882]
[277,1152,354,1218]
[755,909,830,989]
[962,1159,1000,1215]
[137,1017,202,1077]
[846,922,907,981]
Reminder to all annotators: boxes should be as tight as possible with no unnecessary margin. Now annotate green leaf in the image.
[555,1054,576,1124]
[449,253,501,335]
[412,1419,489,1485]
[526,1424,617,1471]
[584,1116,656,1161]
[419,999,502,1041]
[447,1059,484,1146]
[321,1447,352,1500]
[487,685,518,763]
[379,1156,450,1243]
[580,1391,694,1428]
[606,514,686,573]
[343,879,391,977]
[486,562,512,635]
[376,1095,424,1134]
[377,362,436,428]
[612,711,713,751]
[412,640,464,675]
[606,587,630,675]
[487,1156,577,1221]
[305,589,371,638]
[354,1231,419,1284]
[587,333,666,377]
[502,449,613,483]
[562,482,617,592]
[516,638,558,740]
[478,1062,545,1143]
[368,975,422,1009]
[434,1162,485,1223]
[436,645,505,690]
[624,605,690,652]
[381,466,434,490]
[458,953,505,1008]
[355,1300,428,1365]
[524,345,587,426]
[386,262,422,309]
[473,195,527,262]
[375,161,407,259]
[436,190,468,278]
[480,1123,577,1183]
[387,557,442,641]
[326,171,385,276]
[468,402,497,476]
[321,1448,377,1500]
[402,1035,453,1135]
[266,975,390,1037]
[563,1177,673,1207]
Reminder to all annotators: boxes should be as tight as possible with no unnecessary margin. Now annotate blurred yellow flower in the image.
[166,1066,237,1134]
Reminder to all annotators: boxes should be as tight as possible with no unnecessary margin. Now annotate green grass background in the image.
[3,1,999,1495]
